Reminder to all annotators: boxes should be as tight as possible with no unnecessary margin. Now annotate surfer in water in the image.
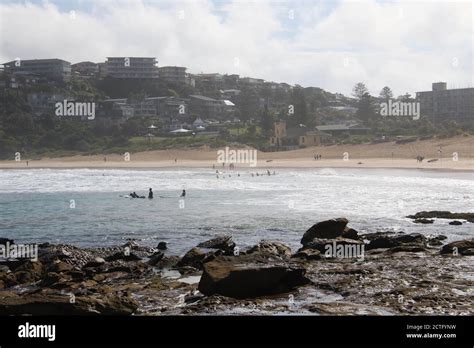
[148,188,153,199]
[180,190,186,197]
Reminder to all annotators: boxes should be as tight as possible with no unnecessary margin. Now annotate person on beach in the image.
[180,190,186,197]
[148,188,153,199]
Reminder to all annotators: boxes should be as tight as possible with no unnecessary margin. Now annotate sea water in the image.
[0,168,472,255]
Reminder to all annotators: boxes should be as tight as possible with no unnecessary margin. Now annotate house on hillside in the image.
[269,121,321,150]
[316,122,370,136]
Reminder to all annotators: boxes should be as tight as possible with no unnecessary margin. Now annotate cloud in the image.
[0,0,472,96]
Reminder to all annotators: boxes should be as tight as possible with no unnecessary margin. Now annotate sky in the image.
[0,0,472,96]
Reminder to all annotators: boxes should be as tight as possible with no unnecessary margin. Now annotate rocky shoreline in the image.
[1,214,473,316]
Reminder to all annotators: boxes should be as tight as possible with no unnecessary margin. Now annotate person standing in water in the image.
[148,188,153,199]
[180,190,186,197]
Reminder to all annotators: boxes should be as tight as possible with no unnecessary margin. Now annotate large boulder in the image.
[198,255,309,299]
[245,240,292,259]
[440,240,474,256]
[301,218,349,246]
[197,235,236,253]
[176,247,208,270]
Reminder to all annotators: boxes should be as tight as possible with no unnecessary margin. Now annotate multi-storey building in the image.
[3,58,71,82]
[105,57,159,79]
[188,95,235,119]
[158,66,187,85]
[416,82,474,125]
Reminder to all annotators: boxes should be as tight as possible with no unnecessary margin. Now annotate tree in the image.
[289,87,309,127]
[352,82,369,100]
[379,86,393,101]
[356,92,377,123]
[260,104,274,137]
[399,93,413,102]
[236,88,259,122]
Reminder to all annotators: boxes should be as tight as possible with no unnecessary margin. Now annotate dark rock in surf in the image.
[407,211,474,222]
[440,239,474,255]
[301,218,349,245]
[157,242,168,250]
[413,219,434,224]
[449,221,462,225]
[197,235,235,253]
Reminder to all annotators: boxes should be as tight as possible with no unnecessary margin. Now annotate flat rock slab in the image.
[198,255,309,299]
[0,293,137,315]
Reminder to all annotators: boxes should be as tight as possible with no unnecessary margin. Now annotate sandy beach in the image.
[1,135,473,171]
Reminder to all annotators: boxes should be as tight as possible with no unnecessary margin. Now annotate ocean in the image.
[0,167,472,255]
